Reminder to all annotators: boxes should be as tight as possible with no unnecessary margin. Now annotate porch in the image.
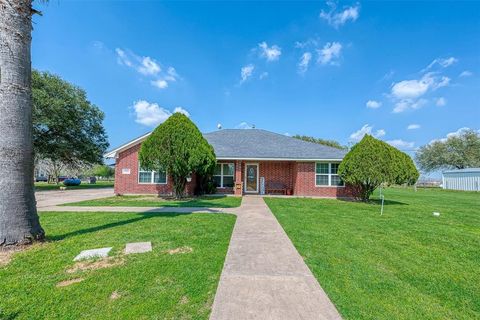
[214,160,296,196]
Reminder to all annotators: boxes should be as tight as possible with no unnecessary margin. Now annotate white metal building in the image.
[442,168,480,191]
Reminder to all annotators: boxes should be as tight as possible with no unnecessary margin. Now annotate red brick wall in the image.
[294,162,354,198]
[258,161,294,192]
[114,145,351,198]
[114,144,195,195]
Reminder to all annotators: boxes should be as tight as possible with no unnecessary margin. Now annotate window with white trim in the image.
[315,162,344,186]
[213,163,234,188]
[138,163,167,184]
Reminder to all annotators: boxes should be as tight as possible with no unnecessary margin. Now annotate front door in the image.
[245,163,259,193]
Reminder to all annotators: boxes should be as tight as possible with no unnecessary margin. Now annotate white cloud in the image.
[376,129,386,137]
[138,56,161,75]
[115,48,133,67]
[386,139,415,149]
[349,124,386,142]
[434,75,451,89]
[423,57,458,72]
[165,67,179,82]
[366,100,381,109]
[390,72,450,113]
[320,2,360,28]
[387,57,456,114]
[133,100,171,127]
[115,48,179,90]
[460,70,473,77]
[381,70,395,81]
[235,122,253,129]
[298,52,312,74]
[435,97,447,107]
[92,40,104,48]
[393,98,427,113]
[240,64,255,83]
[294,38,319,49]
[132,100,190,127]
[391,76,431,99]
[259,72,269,79]
[173,107,190,117]
[258,42,281,61]
[446,127,479,139]
[429,127,480,143]
[317,42,342,65]
[407,124,421,130]
[391,73,450,100]
[151,79,168,89]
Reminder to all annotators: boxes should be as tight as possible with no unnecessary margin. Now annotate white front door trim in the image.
[244,163,259,193]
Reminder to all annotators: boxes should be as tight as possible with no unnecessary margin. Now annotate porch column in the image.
[234,160,243,196]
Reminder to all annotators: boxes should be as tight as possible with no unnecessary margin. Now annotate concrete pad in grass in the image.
[125,242,152,254]
[74,247,112,261]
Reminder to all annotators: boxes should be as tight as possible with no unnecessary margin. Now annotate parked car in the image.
[57,176,68,182]
[63,178,81,186]
[35,176,48,182]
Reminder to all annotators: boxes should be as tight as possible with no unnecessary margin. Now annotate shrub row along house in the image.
[105,129,354,197]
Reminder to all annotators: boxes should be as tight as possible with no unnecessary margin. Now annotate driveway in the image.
[35,188,114,208]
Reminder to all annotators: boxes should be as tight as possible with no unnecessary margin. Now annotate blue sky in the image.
[32,1,479,157]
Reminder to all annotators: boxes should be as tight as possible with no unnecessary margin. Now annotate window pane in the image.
[139,171,152,183]
[223,163,234,176]
[154,170,167,183]
[316,163,329,174]
[316,174,329,186]
[223,176,234,188]
[214,164,222,175]
[331,163,340,174]
[331,175,343,186]
[213,176,222,187]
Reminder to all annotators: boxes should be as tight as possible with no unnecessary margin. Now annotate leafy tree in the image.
[338,135,419,201]
[0,0,45,246]
[84,164,115,179]
[415,129,480,172]
[293,135,346,150]
[32,70,109,183]
[139,113,216,198]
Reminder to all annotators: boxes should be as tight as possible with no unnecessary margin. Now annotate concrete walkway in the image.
[210,196,341,320]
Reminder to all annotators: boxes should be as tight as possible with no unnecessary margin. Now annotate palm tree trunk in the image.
[0,0,44,246]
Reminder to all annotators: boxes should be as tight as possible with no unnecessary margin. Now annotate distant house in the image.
[442,168,480,191]
[105,129,354,197]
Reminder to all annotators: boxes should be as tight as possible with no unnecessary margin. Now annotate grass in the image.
[265,187,480,320]
[62,195,242,208]
[0,211,236,319]
[35,180,114,191]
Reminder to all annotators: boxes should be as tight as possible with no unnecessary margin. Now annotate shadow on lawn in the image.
[47,211,193,242]
[339,198,408,206]
[154,195,237,208]
[0,310,19,320]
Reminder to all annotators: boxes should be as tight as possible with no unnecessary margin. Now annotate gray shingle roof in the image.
[203,129,347,160]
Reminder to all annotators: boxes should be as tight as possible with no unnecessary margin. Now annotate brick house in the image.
[105,129,354,197]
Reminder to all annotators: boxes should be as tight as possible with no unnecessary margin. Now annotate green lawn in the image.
[265,187,480,320]
[35,180,114,191]
[63,195,242,208]
[0,211,236,319]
